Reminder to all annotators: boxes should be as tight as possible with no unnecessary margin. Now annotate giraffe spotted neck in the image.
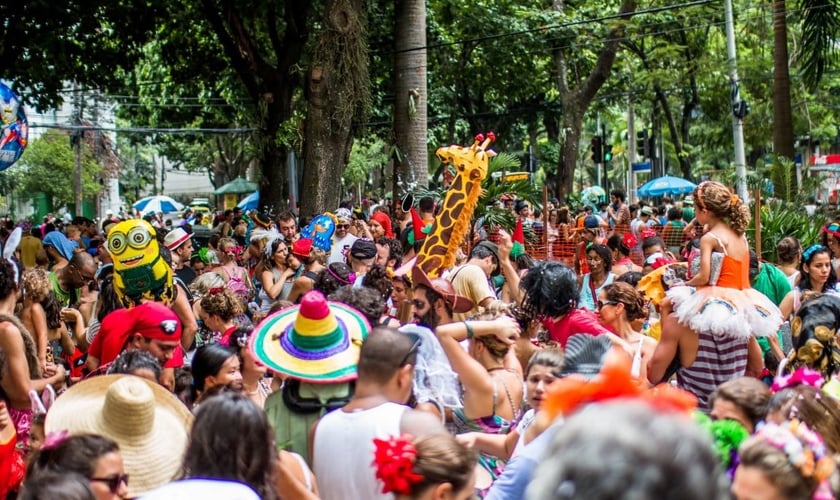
[416,133,495,277]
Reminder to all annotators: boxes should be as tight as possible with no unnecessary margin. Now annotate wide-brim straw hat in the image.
[249,290,370,383]
[45,375,193,498]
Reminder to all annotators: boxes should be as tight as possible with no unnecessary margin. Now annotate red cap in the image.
[292,237,314,258]
[129,302,181,342]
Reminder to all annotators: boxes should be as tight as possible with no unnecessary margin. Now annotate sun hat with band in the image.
[45,375,192,498]
[163,227,191,251]
[249,290,371,383]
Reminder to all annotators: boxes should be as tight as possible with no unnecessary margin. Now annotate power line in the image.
[381,0,717,55]
[28,123,257,135]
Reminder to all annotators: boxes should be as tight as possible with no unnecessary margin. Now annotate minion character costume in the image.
[108,220,174,308]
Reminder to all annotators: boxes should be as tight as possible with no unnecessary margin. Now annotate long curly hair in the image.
[200,288,244,321]
[694,181,750,234]
[22,269,61,329]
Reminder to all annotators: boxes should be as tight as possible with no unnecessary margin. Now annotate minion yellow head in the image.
[108,220,173,307]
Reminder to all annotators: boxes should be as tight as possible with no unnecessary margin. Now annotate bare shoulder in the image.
[400,407,447,437]
[0,321,22,347]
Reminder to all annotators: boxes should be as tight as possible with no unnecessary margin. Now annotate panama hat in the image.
[249,290,370,383]
[45,375,193,498]
[163,227,191,251]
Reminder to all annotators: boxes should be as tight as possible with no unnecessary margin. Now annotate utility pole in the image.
[628,101,637,203]
[725,0,748,202]
[70,84,84,217]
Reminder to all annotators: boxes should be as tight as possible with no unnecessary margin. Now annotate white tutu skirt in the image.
[667,285,783,340]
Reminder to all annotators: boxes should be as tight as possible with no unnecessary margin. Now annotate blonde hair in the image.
[22,269,51,303]
[189,272,225,297]
[694,181,750,234]
[410,434,476,497]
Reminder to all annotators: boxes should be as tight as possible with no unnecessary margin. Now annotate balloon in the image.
[108,219,174,308]
[0,83,27,171]
[300,213,337,252]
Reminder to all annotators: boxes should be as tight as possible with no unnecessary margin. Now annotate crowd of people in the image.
[0,179,837,499]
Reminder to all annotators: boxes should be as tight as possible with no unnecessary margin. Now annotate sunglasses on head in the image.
[89,474,129,493]
[398,335,422,367]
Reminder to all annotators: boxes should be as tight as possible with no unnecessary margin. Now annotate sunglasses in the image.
[89,474,129,493]
[398,336,422,367]
[336,224,350,229]
[411,299,428,310]
[596,300,618,311]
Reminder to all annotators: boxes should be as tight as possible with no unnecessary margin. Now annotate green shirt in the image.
[752,262,791,355]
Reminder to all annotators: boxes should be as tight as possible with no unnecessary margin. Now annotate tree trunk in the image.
[393,0,429,202]
[301,0,369,216]
[200,0,311,213]
[553,0,637,202]
[773,0,795,161]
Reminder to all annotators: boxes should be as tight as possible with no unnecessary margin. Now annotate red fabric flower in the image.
[372,434,424,495]
[621,232,638,249]
[641,227,658,240]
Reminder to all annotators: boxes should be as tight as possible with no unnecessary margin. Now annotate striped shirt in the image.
[677,329,748,410]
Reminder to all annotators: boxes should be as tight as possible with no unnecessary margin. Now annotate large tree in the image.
[553,0,637,202]
[301,0,370,216]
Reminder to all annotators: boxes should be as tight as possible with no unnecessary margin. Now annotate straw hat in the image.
[45,375,193,498]
[249,290,370,383]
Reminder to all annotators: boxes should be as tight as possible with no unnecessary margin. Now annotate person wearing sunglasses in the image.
[27,433,129,500]
[327,212,358,265]
[311,327,445,500]
[596,282,657,382]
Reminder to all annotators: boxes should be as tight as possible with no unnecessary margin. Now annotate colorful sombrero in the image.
[249,290,370,383]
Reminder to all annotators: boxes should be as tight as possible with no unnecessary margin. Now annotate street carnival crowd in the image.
[0,144,839,499]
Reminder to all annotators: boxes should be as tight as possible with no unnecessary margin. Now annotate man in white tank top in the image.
[312,327,446,500]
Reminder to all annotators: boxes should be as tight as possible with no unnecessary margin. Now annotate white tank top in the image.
[313,402,409,500]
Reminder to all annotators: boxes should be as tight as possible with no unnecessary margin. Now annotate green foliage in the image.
[344,138,389,187]
[748,200,826,261]
[15,131,103,210]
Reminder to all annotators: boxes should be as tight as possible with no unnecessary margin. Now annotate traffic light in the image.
[636,131,648,158]
[603,144,613,163]
[591,136,603,163]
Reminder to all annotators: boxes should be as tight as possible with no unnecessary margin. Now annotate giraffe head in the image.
[435,132,497,185]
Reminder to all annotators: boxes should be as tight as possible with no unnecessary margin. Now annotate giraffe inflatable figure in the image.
[416,132,495,277]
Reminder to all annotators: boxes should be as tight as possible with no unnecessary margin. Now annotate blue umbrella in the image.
[133,195,184,214]
[637,176,697,197]
[238,191,259,211]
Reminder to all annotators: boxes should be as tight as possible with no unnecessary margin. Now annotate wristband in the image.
[463,321,474,339]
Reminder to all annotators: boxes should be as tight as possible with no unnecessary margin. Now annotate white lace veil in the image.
[398,324,462,409]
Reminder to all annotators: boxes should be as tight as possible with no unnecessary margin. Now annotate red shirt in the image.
[543,308,612,348]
